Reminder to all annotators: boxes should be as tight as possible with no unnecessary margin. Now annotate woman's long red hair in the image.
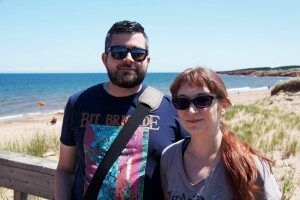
[170,67,274,199]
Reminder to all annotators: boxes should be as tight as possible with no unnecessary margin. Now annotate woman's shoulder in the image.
[161,137,191,158]
[252,155,272,176]
[162,138,185,156]
[252,155,282,199]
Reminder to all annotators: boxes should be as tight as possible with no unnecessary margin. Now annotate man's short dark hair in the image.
[105,20,149,52]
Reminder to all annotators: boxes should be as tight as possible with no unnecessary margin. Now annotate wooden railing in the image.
[0,151,57,200]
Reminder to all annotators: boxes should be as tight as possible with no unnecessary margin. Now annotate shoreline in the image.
[0,109,65,122]
[0,87,271,122]
[0,89,271,142]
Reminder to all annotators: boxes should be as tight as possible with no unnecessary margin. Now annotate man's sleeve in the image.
[60,97,76,146]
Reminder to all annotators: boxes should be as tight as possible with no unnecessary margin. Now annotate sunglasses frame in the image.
[106,45,148,62]
[172,95,221,110]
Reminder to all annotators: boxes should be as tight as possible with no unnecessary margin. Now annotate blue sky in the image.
[0,0,299,73]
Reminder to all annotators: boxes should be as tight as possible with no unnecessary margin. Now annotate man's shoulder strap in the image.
[139,86,163,111]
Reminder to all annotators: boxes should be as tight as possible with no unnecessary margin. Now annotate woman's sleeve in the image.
[255,157,282,200]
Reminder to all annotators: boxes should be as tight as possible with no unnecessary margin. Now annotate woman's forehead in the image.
[177,82,211,95]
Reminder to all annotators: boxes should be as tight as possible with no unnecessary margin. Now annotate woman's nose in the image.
[187,103,199,113]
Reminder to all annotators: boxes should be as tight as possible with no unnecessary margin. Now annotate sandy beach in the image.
[0,89,299,199]
[0,112,64,144]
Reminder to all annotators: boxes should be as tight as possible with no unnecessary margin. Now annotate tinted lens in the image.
[110,46,128,59]
[172,98,191,110]
[172,96,214,110]
[193,96,214,108]
[131,48,147,61]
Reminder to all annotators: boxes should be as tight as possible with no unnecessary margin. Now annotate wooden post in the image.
[14,190,28,200]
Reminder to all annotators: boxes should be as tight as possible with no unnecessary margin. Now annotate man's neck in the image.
[103,82,142,97]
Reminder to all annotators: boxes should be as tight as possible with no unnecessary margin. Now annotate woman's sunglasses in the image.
[106,46,148,62]
[172,95,221,110]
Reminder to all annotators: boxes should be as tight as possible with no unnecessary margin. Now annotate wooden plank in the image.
[0,151,57,199]
[0,151,57,175]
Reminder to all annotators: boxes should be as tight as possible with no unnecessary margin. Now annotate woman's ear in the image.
[220,107,226,115]
[217,105,226,116]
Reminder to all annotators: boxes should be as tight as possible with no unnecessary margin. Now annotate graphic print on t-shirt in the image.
[83,124,149,199]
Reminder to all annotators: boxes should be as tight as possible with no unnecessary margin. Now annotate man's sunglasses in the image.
[172,95,221,110]
[106,46,148,62]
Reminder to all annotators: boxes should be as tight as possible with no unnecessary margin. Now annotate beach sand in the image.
[0,89,299,199]
[0,113,64,143]
[229,89,271,105]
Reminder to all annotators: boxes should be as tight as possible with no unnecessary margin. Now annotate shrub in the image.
[271,78,300,95]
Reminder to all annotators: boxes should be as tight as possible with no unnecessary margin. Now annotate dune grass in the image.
[222,100,299,199]
[281,171,296,200]
[223,104,300,155]
[0,131,60,158]
[271,78,300,95]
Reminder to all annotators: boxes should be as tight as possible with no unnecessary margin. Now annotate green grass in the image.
[283,140,298,158]
[0,132,59,158]
[271,78,300,95]
[223,102,299,200]
[281,171,296,200]
[282,179,294,200]
[223,104,299,154]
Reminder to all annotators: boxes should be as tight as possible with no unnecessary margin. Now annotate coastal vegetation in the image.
[218,65,300,77]
[0,132,59,158]
[222,101,299,199]
[271,78,300,95]
[223,81,300,199]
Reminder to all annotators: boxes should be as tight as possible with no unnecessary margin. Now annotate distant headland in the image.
[217,65,300,77]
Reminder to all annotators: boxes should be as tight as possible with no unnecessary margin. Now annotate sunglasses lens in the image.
[193,96,213,108]
[172,96,215,110]
[110,46,128,59]
[172,98,190,110]
[131,48,147,61]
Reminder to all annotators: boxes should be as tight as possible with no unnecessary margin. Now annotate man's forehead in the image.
[110,33,147,47]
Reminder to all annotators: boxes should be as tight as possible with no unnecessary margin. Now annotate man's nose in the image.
[123,52,134,63]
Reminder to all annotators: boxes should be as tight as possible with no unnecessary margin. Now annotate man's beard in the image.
[106,64,147,88]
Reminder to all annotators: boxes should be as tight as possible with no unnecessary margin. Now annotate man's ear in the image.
[147,56,150,64]
[102,53,107,65]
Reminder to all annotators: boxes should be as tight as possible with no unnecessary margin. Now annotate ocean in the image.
[0,73,293,121]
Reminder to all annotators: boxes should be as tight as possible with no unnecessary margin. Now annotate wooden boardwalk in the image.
[0,151,56,200]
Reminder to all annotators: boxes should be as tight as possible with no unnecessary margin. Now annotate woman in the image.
[160,67,281,200]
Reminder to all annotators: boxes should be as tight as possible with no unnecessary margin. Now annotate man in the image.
[54,20,186,200]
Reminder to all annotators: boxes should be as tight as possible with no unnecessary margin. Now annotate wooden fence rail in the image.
[0,151,57,200]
